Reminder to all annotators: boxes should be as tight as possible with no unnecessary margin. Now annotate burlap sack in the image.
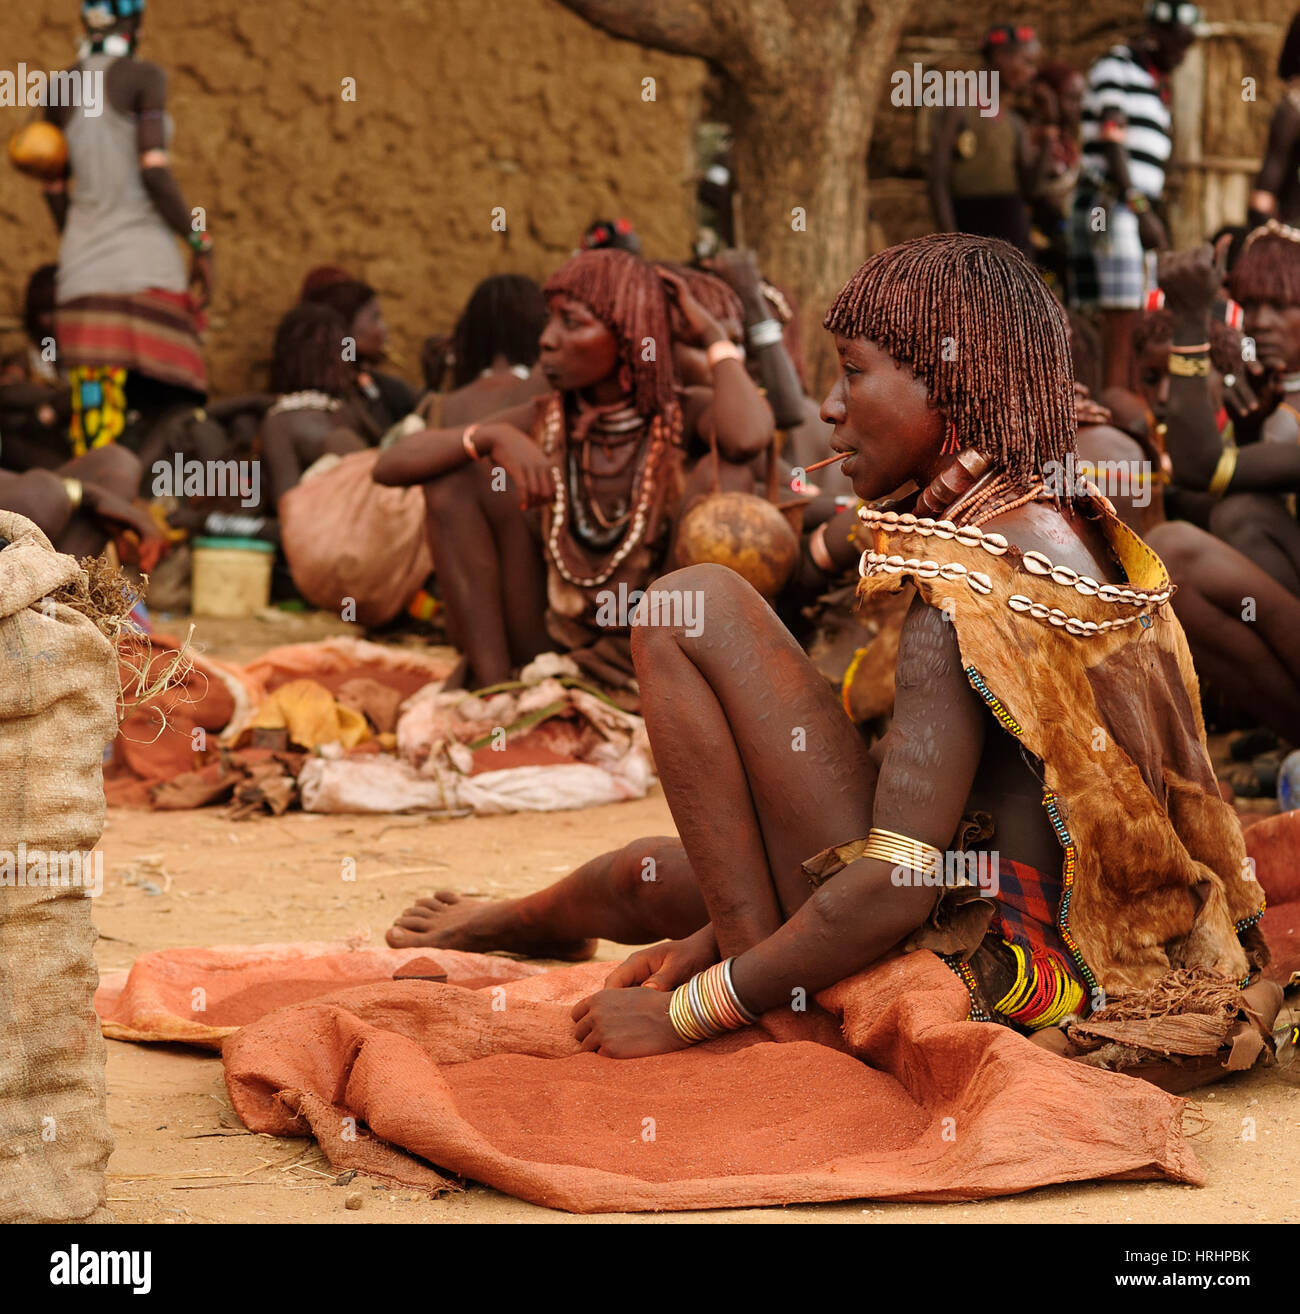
[0,512,119,1223]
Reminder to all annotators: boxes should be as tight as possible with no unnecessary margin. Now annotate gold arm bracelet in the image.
[61,477,84,511]
[1207,446,1238,497]
[862,827,944,875]
[1166,353,1209,378]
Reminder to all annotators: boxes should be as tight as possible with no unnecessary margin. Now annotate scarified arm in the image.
[729,596,985,1013]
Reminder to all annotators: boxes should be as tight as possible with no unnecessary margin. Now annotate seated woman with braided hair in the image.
[374,248,773,695]
[1143,234,1300,747]
[389,234,1266,1062]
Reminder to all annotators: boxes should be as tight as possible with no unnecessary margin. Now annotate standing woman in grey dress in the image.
[42,0,212,457]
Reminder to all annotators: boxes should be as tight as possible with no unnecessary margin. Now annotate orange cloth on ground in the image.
[203,950,1200,1212]
[94,943,545,1048]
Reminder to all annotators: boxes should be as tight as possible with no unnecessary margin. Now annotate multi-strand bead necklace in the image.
[540,394,680,589]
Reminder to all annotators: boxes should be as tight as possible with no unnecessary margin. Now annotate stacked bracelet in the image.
[462,423,482,461]
[747,317,784,349]
[1168,341,1210,355]
[668,958,758,1044]
[861,826,946,881]
[1167,353,1209,378]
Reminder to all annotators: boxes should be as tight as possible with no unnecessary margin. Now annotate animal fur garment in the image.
[858,500,1266,1006]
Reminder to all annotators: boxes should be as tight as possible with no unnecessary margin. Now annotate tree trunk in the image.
[553,0,908,394]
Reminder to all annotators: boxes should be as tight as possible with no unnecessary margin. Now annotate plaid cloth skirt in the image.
[1068,189,1151,310]
[56,289,207,394]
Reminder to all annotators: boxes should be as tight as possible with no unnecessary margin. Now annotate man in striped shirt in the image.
[1070,2,1200,389]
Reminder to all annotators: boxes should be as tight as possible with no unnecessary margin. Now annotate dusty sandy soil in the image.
[95,799,1299,1225]
[94,612,1299,1224]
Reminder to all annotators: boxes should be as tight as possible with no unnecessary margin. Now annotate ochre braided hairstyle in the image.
[1231,223,1300,308]
[655,262,745,338]
[544,249,676,417]
[823,233,1077,483]
[269,303,355,397]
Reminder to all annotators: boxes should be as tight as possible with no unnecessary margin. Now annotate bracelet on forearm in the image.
[1207,446,1238,497]
[1168,341,1210,355]
[809,521,836,573]
[706,340,744,370]
[187,230,214,255]
[462,423,482,461]
[1167,353,1209,377]
[862,826,947,881]
[747,317,784,350]
[668,958,758,1044]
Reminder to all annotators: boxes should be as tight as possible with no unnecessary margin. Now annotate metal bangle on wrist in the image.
[747,317,784,350]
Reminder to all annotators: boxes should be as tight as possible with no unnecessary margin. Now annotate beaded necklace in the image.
[540,394,680,589]
[944,469,1051,527]
[266,390,342,417]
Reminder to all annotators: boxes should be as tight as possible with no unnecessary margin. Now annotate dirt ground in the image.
[94,611,1300,1224]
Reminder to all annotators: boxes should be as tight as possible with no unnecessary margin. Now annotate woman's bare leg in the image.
[1209,493,1300,597]
[386,836,707,954]
[1149,520,1300,742]
[632,563,877,957]
[386,566,876,959]
[0,469,73,543]
[423,462,549,687]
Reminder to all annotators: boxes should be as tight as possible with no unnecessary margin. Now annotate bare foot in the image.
[385,889,597,960]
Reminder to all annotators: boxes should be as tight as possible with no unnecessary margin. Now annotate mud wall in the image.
[2,1,1292,393]
[0,0,706,392]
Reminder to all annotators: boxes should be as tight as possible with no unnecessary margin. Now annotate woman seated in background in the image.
[418,275,550,429]
[1191,222,1300,597]
[259,304,374,507]
[303,279,415,433]
[0,265,72,473]
[269,303,432,628]
[375,248,774,696]
[0,442,162,564]
[1145,238,1300,750]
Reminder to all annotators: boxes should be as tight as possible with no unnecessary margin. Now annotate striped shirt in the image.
[1080,44,1172,200]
